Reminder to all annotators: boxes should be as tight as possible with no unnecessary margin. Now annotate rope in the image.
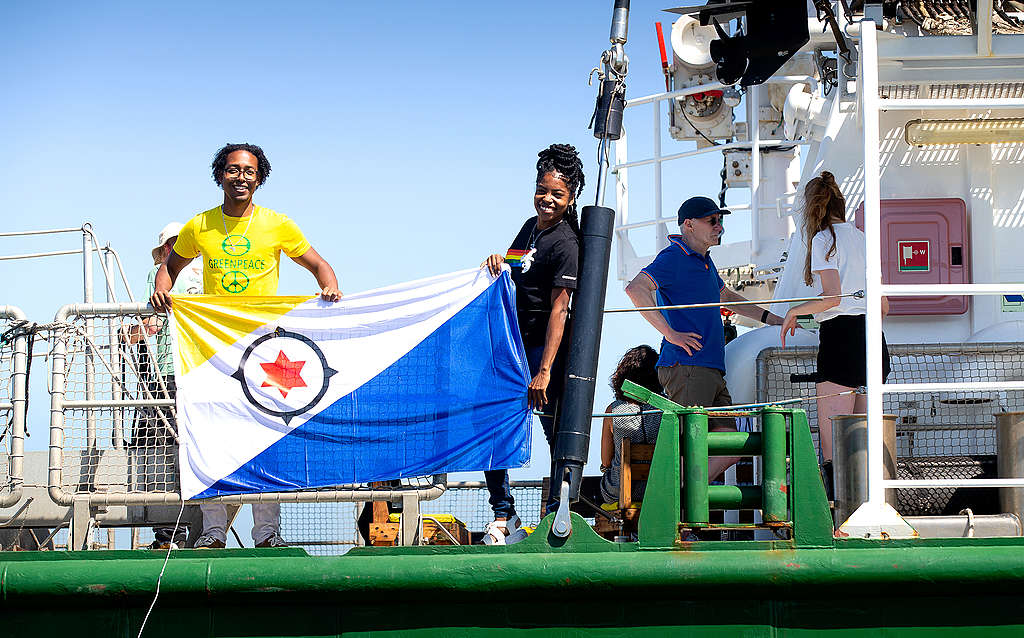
[705,389,860,412]
[136,496,186,638]
[575,388,863,419]
[604,290,864,314]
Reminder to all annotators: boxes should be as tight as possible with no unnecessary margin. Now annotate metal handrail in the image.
[611,70,815,282]
[0,306,27,508]
[611,139,805,172]
[0,224,133,303]
[757,340,1024,492]
[861,18,1024,512]
[0,227,83,238]
[860,18,889,515]
[624,76,818,108]
[879,98,1024,110]
[0,249,83,261]
[882,284,1024,296]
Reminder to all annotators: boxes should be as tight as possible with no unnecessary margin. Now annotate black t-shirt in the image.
[504,217,579,346]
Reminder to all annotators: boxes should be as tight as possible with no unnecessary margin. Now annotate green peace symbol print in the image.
[221,270,250,293]
[222,234,251,256]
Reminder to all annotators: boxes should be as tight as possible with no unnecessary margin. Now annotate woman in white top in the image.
[780,171,891,490]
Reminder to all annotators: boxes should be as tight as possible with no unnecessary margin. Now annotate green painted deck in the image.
[4,523,1024,637]
[3,406,1022,636]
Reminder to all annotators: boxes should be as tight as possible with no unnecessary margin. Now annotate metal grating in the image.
[56,310,189,497]
[758,342,1024,515]
[896,455,1000,515]
[880,84,921,99]
[279,482,547,555]
[280,501,360,556]
[929,83,1024,99]
[880,83,1024,100]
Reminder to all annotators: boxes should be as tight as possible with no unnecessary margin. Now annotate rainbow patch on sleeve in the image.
[505,249,528,266]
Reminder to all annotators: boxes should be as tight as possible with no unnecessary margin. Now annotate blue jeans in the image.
[485,345,562,519]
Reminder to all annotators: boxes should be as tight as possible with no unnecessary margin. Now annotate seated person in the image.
[599,345,663,506]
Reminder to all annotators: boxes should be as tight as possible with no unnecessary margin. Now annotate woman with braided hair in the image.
[479,143,585,544]
[780,170,891,497]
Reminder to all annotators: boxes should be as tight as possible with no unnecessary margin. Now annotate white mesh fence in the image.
[56,310,178,497]
[280,481,546,555]
[758,342,1024,514]
[50,307,444,508]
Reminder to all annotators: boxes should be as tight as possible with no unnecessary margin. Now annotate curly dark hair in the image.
[536,143,585,234]
[610,345,662,402]
[211,143,272,187]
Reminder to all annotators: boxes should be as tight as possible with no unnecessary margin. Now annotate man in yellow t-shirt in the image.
[149,143,341,549]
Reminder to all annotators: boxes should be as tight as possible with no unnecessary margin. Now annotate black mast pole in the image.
[549,0,629,538]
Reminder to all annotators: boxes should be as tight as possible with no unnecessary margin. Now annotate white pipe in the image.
[749,84,761,258]
[64,399,175,408]
[82,226,93,305]
[625,76,818,107]
[104,248,124,451]
[615,203,758,231]
[612,139,806,171]
[0,249,83,261]
[881,381,1024,393]
[0,227,83,238]
[105,247,136,303]
[885,479,1024,488]
[653,98,663,229]
[81,226,96,452]
[0,306,27,508]
[861,21,886,509]
[978,0,994,57]
[882,283,1024,295]
[880,98,1024,110]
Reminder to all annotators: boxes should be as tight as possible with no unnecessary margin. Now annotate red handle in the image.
[655,22,671,91]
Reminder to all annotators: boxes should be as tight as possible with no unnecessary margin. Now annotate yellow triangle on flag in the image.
[171,294,315,375]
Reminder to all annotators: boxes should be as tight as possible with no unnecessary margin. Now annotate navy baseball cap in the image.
[677,196,732,223]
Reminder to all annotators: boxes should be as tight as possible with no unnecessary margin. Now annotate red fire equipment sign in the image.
[898,240,930,272]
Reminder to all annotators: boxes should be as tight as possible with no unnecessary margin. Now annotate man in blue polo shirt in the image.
[625,196,784,480]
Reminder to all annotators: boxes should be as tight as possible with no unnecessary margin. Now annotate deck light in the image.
[904,118,1024,146]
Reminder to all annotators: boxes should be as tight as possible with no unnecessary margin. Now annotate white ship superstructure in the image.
[612,0,1024,536]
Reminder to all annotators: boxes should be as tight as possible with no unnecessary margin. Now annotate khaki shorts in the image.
[657,365,736,431]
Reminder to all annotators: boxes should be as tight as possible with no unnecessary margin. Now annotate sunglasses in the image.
[696,215,724,226]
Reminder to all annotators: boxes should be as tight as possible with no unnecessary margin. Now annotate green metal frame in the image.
[620,380,834,548]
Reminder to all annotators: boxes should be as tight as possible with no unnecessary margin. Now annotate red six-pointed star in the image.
[260,350,307,398]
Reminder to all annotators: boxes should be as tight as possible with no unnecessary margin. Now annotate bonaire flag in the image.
[169,268,532,500]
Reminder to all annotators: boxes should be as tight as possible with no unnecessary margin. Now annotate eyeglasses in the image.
[697,215,724,226]
[224,166,258,179]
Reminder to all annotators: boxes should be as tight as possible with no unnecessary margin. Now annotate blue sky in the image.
[0,2,746,483]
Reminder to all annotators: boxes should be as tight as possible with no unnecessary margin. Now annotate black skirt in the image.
[816,314,891,389]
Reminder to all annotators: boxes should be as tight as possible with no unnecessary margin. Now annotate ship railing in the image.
[46,302,445,548]
[0,306,28,509]
[0,225,135,305]
[608,78,815,282]
[275,481,546,554]
[869,290,1024,496]
[758,341,1024,517]
[858,20,1024,532]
